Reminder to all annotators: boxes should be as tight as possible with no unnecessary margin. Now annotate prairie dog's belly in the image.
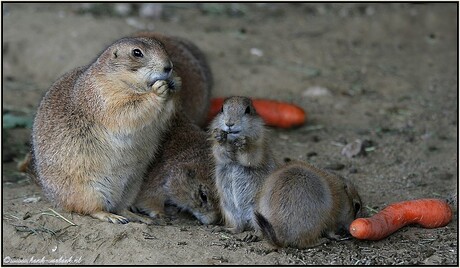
[219,164,256,217]
[94,122,162,210]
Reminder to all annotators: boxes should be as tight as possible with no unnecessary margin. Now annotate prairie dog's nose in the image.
[225,122,234,127]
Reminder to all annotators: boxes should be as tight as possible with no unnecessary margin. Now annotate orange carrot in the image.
[349,198,452,240]
[207,97,225,123]
[207,97,307,128]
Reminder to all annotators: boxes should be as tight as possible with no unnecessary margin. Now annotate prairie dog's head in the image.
[96,37,175,93]
[344,179,363,219]
[164,163,220,225]
[211,96,264,140]
[338,177,363,227]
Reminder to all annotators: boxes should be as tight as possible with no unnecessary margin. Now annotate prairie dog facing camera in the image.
[31,37,180,224]
[255,160,363,249]
[210,96,278,233]
[133,113,219,225]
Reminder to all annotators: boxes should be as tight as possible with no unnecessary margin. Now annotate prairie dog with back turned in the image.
[255,160,363,249]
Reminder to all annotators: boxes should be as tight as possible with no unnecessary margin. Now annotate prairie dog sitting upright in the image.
[209,96,278,233]
[32,37,180,224]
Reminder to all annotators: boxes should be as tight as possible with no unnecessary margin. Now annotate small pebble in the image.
[341,139,364,158]
[302,86,331,98]
[250,48,264,57]
[306,151,318,158]
[23,197,41,203]
[279,134,289,140]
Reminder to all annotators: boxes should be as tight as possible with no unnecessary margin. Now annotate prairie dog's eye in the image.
[354,202,361,216]
[132,49,143,58]
[244,106,251,114]
[220,106,224,113]
[199,188,208,205]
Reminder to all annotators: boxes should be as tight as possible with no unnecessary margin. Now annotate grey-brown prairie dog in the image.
[133,31,212,126]
[133,113,219,225]
[209,96,278,233]
[255,160,362,249]
[32,36,180,224]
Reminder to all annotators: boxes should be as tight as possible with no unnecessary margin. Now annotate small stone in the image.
[250,48,264,57]
[302,86,331,98]
[279,134,289,140]
[341,139,365,158]
[23,197,41,203]
[423,254,443,265]
[306,151,318,158]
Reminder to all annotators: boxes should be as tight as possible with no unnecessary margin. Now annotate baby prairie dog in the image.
[32,37,180,224]
[255,160,362,249]
[210,96,278,233]
[133,113,219,225]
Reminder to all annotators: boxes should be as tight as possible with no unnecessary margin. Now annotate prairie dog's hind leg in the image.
[119,209,154,224]
[91,211,129,224]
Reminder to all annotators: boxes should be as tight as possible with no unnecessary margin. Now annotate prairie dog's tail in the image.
[255,211,282,248]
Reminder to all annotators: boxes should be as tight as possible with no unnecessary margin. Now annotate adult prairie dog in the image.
[32,37,180,224]
[255,160,363,249]
[209,96,278,233]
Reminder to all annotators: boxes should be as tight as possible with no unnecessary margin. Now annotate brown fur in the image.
[32,37,180,224]
[255,160,362,249]
[133,112,220,225]
[133,32,213,127]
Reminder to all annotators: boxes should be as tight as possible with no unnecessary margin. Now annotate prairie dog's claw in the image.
[152,80,169,97]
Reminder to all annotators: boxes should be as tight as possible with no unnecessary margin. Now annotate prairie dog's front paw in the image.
[152,80,169,98]
[213,128,227,144]
[233,136,247,149]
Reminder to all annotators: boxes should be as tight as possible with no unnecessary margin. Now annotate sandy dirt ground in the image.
[2,3,458,265]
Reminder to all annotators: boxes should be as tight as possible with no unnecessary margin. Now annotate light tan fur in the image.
[32,37,180,224]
